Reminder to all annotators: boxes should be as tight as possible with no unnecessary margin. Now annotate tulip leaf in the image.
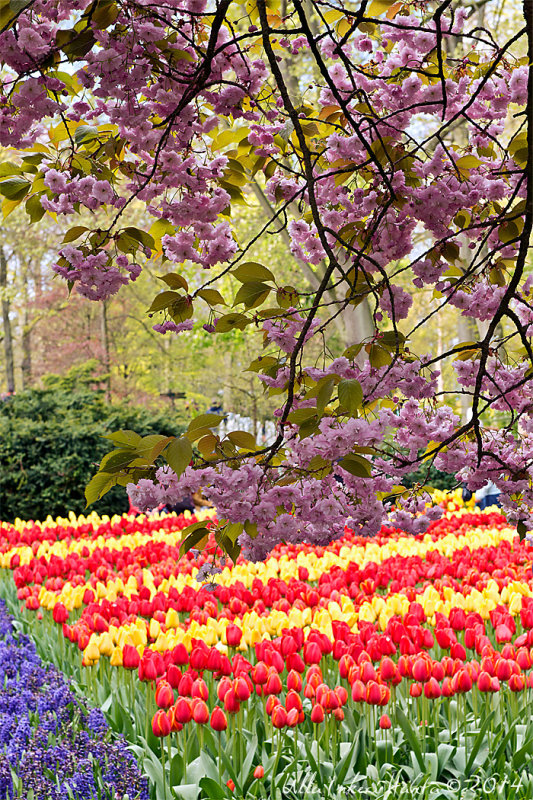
[396,708,425,772]
[466,710,495,776]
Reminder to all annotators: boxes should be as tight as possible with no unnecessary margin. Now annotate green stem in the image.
[161,736,168,800]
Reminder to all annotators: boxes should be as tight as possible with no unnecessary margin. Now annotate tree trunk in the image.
[100,299,112,401]
[222,351,232,412]
[0,246,15,394]
[21,305,32,390]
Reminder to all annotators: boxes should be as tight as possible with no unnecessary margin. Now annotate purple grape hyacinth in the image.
[0,599,148,799]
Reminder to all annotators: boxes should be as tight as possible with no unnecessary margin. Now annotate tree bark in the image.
[21,305,32,390]
[100,299,112,401]
[0,246,15,394]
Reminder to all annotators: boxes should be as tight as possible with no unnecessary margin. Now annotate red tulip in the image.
[379,714,392,730]
[303,642,322,665]
[410,682,423,698]
[178,672,194,696]
[495,624,513,643]
[172,643,189,666]
[351,680,365,702]
[123,644,140,670]
[310,703,325,724]
[253,765,264,779]
[152,709,171,737]
[210,706,228,731]
[477,671,492,692]
[226,624,242,647]
[287,669,303,692]
[286,708,299,727]
[52,603,69,624]
[286,689,303,713]
[265,695,281,715]
[233,676,251,702]
[251,662,268,685]
[191,678,209,701]
[192,699,209,724]
[174,697,192,724]
[424,677,441,700]
[155,680,174,709]
[412,657,431,683]
[441,677,455,697]
[224,689,241,715]
[272,706,287,728]
[265,672,283,695]
[217,676,232,702]
[509,673,526,693]
[495,658,512,682]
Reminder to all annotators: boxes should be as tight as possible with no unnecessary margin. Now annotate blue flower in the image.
[0,600,148,800]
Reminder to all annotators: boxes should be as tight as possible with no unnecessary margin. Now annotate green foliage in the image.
[0,362,185,522]
[402,461,458,491]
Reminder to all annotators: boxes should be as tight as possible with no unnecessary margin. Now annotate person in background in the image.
[475,480,501,510]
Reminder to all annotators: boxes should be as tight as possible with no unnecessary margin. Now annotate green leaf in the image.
[499,220,521,244]
[168,295,193,324]
[518,521,527,541]
[25,193,45,223]
[246,356,279,373]
[234,281,271,309]
[215,313,249,333]
[465,710,495,775]
[99,449,139,473]
[165,437,193,477]
[396,708,426,772]
[73,125,99,145]
[148,291,181,312]
[123,226,155,250]
[149,217,175,244]
[62,226,89,243]
[157,273,189,291]
[102,429,142,448]
[232,261,275,283]
[180,527,210,556]
[338,453,372,478]
[338,379,363,415]
[215,530,240,562]
[276,285,299,308]
[198,778,226,799]
[224,522,244,545]
[0,176,31,200]
[197,288,226,306]
[367,344,392,368]
[227,430,256,450]
[188,413,225,433]
[316,377,335,416]
[85,472,116,506]
[91,0,119,28]
[287,408,318,425]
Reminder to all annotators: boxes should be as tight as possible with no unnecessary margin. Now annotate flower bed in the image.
[2,503,533,798]
[0,598,148,800]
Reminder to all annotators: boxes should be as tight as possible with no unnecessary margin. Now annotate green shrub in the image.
[0,363,185,522]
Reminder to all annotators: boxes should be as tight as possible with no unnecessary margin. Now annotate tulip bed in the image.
[3,502,533,798]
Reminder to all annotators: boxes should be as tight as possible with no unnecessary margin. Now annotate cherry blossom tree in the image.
[0,0,532,561]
